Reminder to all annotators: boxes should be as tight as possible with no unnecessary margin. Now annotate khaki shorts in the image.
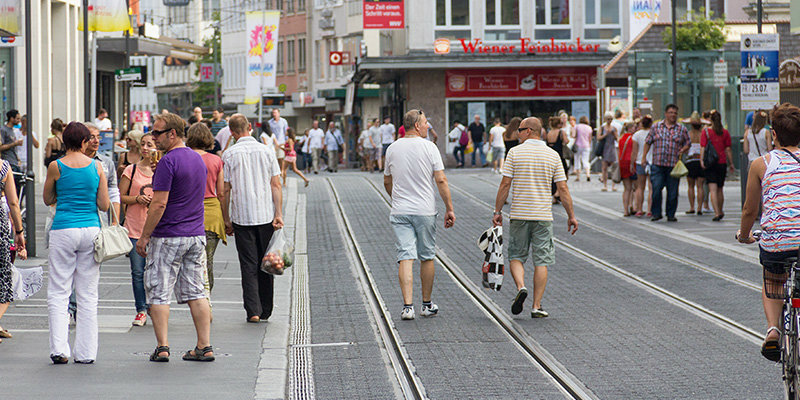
[507,220,554,266]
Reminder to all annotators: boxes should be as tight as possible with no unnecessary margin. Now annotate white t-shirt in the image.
[215,126,233,152]
[268,117,289,144]
[298,135,310,153]
[632,129,652,165]
[369,126,382,148]
[359,130,373,149]
[489,126,505,148]
[381,123,396,145]
[14,129,38,167]
[308,128,325,149]
[94,117,112,131]
[384,137,444,216]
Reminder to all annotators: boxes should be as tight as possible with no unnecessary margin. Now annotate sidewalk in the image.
[0,183,299,400]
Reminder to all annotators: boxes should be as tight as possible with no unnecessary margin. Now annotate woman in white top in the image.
[684,112,705,215]
[744,110,772,162]
[488,119,506,174]
[629,115,653,217]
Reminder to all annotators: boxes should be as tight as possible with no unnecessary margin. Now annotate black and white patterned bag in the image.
[478,226,504,291]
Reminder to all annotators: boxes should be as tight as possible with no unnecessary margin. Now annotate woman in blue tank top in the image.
[42,122,110,365]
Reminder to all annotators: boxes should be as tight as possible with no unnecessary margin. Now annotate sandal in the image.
[247,316,260,323]
[183,346,215,362]
[149,345,170,362]
[685,210,695,215]
[762,327,781,362]
[0,329,10,338]
[50,354,69,364]
[634,212,644,217]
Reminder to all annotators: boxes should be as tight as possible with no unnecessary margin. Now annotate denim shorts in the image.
[508,220,555,266]
[635,164,649,177]
[760,247,799,275]
[390,214,437,262]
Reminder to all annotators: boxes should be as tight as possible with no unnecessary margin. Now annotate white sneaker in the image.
[401,306,415,320]
[420,303,439,317]
[531,308,549,318]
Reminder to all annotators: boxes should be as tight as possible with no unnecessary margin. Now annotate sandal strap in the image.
[196,346,213,355]
[155,345,170,355]
[767,326,781,336]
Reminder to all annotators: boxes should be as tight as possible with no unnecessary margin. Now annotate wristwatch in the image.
[493,211,502,216]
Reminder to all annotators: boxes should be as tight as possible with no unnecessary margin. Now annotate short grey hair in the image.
[83,122,99,132]
[403,109,425,133]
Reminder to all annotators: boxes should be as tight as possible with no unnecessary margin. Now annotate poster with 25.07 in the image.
[740,33,779,111]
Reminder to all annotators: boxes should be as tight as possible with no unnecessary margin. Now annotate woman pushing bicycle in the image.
[738,103,800,362]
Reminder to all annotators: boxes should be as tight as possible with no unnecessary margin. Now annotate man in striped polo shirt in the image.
[493,117,578,318]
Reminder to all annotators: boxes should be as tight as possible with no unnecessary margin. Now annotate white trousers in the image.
[573,148,591,173]
[47,227,101,360]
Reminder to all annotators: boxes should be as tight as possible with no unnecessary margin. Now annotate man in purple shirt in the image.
[136,112,214,363]
[641,104,690,222]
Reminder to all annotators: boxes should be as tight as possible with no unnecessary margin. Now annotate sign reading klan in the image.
[363,0,404,29]
[0,0,21,47]
[244,11,280,105]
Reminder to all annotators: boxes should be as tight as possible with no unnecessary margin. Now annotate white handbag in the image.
[93,209,133,263]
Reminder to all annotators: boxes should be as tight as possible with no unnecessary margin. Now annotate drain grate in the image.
[289,195,315,400]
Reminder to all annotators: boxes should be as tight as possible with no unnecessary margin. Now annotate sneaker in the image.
[401,306,415,320]
[511,288,528,315]
[132,312,147,327]
[531,308,549,318]
[420,303,439,317]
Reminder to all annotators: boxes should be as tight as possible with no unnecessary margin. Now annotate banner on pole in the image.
[78,0,132,32]
[0,0,22,47]
[363,0,404,29]
[244,11,280,105]
[740,34,779,110]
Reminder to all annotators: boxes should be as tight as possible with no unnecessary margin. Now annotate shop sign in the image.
[329,51,352,66]
[199,63,220,83]
[0,36,20,47]
[780,59,800,88]
[740,33,779,110]
[363,0,404,29]
[115,67,142,82]
[454,38,601,55]
[713,60,728,88]
[445,68,597,98]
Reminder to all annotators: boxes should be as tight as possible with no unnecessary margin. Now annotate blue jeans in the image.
[471,141,486,166]
[129,238,148,313]
[649,165,679,218]
[453,145,465,166]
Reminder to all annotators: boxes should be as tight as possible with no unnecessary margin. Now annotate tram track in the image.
[442,179,765,344]
[357,177,598,400]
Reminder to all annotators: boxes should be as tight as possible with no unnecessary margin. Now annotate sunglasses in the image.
[151,128,171,137]
[517,127,530,133]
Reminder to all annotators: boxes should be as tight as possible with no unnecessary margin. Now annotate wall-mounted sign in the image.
[780,59,800,89]
[329,51,343,65]
[163,0,191,6]
[115,67,142,82]
[434,38,450,54]
[740,33,779,110]
[199,63,220,82]
[713,60,728,88]
[448,38,601,55]
[363,0,404,29]
[445,68,598,98]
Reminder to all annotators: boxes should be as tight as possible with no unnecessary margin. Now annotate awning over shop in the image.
[318,87,380,99]
[154,83,198,94]
[97,35,210,61]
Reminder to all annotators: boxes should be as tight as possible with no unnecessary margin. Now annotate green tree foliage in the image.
[663,9,726,51]
[193,12,221,108]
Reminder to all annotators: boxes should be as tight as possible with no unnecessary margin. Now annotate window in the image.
[203,0,219,20]
[485,0,520,41]
[287,39,295,74]
[298,0,305,11]
[534,0,569,39]
[276,0,283,11]
[435,0,471,40]
[585,0,620,39]
[277,41,284,74]
[298,38,306,72]
[676,0,709,20]
[287,0,294,13]
[315,40,324,80]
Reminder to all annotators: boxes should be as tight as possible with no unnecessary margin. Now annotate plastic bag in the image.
[11,266,44,301]
[260,229,294,275]
[477,226,504,291]
[465,142,474,154]
[670,160,688,178]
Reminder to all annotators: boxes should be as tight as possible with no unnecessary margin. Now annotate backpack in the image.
[458,127,469,146]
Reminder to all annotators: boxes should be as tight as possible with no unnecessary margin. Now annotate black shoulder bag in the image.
[703,129,719,168]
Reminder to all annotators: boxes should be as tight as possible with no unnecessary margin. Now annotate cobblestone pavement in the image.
[0,172,786,399]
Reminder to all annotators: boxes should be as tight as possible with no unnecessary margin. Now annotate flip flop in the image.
[762,327,781,362]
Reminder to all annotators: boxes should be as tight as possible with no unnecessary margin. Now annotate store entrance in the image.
[447,99,597,129]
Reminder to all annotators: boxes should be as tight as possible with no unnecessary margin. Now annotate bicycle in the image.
[11,170,32,232]
[741,230,800,400]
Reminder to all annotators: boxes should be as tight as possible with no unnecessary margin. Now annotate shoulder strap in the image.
[128,163,137,196]
[782,149,800,165]
[753,129,762,156]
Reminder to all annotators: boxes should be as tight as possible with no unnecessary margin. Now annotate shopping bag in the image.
[670,160,688,178]
[477,226,504,291]
[610,162,622,183]
[465,142,474,154]
[260,229,295,275]
[11,266,43,301]
[486,147,494,162]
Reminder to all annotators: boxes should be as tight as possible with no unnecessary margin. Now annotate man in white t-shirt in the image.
[16,115,39,170]
[369,118,383,170]
[380,116,396,163]
[268,108,289,161]
[488,118,506,174]
[94,108,113,131]
[307,120,326,174]
[384,109,455,321]
[358,120,376,172]
[215,126,234,154]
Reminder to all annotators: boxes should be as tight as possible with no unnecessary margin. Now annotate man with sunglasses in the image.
[493,117,578,319]
[136,112,214,362]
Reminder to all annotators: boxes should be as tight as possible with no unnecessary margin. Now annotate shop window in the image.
[584,0,621,40]
[485,0,520,41]
[534,0,569,40]
[435,0,471,40]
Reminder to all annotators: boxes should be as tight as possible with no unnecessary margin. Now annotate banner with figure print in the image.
[78,0,132,32]
[244,11,280,105]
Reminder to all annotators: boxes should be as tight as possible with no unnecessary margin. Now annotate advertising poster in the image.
[363,0,404,29]
[244,11,280,105]
[0,0,21,47]
[740,33,779,110]
[98,130,115,159]
[467,102,486,129]
[571,101,590,122]
[78,0,132,32]
[629,0,661,40]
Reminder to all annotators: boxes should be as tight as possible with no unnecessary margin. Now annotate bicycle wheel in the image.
[785,306,800,400]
